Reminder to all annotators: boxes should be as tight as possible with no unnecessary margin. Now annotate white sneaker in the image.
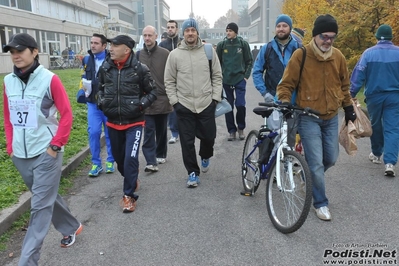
[156,158,166,164]
[315,206,331,221]
[168,136,178,144]
[144,165,159,173]
[369,152,382,164]
[385,164,395,177]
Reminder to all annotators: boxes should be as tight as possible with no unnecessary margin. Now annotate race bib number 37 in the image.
[9,99,38,129]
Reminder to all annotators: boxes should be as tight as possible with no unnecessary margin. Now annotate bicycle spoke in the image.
[266,151,312,234]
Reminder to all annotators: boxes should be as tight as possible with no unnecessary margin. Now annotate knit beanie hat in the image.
[226,22,239,34]
[292,28,305,40]
[312,14,338,37]
[375,24,392,40]
[182,18,199,34]
[275,14,292,30]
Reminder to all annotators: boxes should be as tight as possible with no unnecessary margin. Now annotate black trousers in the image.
[175,102,217,176]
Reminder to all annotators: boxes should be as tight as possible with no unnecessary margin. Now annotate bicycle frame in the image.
[244,114,296,192]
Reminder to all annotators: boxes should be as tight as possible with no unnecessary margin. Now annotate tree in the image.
[195,15,210,29]
[282,0,399,72]
[238,7,250,27]
[214,9,240,28]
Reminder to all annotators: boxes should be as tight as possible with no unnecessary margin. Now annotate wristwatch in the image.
[49,145,61,152]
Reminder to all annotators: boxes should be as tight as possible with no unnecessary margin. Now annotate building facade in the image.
[248,0,283,44]
[231,0,249,14]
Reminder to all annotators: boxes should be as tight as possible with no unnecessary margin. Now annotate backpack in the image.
[263,41,302,70]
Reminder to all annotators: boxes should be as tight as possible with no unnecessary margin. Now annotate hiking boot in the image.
[168,136,178,144]
[156,158,167,164]
[238,129,245,140]
[105,162,115,173]
[88,165,103,177]
[228,132,236,141]
[145,165,159,173]
[60,223,83,248]
[187,172,200,188]
[201,158,210,173]
[369,152,382,164]
[119,195,137,213]
[385,164,395,177]
[315,206,331,221]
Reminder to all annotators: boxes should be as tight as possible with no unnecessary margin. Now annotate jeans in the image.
[107,125,142,200]
[366,92,399,165]
[142,114,169,165]
[224,79,246,133]
[168,110,179,138]
[297,114,339,208]
[87,102,114,166]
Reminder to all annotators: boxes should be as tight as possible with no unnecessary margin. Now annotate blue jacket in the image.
[350,41,399,98]
[252,37,300,96]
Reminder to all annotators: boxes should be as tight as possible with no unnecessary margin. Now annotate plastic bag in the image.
[339,118,358,155]
[352,100,372,138]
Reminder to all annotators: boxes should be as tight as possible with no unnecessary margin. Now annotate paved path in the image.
[2,79,398,266]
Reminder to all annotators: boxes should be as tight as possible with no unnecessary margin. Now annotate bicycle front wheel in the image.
[241,130,261,194]
[266,150,312,234]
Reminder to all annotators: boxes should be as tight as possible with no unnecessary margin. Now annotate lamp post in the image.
[189,0,194,18]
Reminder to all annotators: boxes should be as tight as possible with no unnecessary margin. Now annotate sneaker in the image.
[168,136,178,144]
[238,129,245,140]
[315,206,331,221]
[228,132,236,141]
[88,165,103,177]
[156,158,167,164]
[105,162,115,173]
[369,152,382,164]
[60,223,83,248]
[119,195,137,213]
[201,158,210,173]
[145,164,159,172]
[187,172,200,188]
[385,163,395,177]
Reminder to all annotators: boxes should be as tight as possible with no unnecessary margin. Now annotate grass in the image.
[0,68,89,211]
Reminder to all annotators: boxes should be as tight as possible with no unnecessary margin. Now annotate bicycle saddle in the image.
[253,106,274,118]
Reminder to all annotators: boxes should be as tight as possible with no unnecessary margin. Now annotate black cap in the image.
[107,35,135,49]
[161,32,168,39]
[312,14,338,37]
[226,22,239,34]
[3,33,38,53]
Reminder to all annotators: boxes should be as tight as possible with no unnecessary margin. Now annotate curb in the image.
[0,136,104,236]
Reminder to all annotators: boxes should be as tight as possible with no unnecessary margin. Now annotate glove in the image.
[344,105,356,125]
[280,102,291,109]
[264,92,274,103]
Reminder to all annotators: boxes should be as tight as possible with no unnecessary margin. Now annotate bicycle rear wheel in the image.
[266,150,312,234]
[241,130,261,194]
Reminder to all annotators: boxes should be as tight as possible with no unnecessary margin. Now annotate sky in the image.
[165,0,232,27]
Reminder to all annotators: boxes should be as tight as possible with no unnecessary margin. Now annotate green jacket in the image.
[216,36,253,86]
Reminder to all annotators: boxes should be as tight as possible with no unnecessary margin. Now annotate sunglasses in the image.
[319,34,337,41]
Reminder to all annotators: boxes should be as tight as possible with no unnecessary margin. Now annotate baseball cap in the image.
[3,33,38,53]
[107,35,135,49]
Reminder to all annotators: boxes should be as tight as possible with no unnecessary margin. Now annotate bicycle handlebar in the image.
[258,102,320,118]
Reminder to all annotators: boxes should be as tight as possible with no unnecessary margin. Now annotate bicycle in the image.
[241,102,319,234]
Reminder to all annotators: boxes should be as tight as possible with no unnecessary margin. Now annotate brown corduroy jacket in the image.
[277,41,352,120]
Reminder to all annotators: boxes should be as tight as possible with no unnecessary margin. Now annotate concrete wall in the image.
[0,54,50,75]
